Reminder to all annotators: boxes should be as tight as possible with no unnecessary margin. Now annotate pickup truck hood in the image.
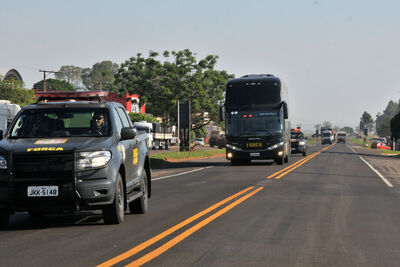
[0,136,114,154]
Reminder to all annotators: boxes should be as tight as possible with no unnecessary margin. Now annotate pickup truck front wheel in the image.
[0,209,10,227]
[129,171,148,214]
[102,173,125,224]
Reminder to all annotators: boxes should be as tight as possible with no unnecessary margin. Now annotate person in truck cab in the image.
[30,115,51,137]
[91,112,107,135]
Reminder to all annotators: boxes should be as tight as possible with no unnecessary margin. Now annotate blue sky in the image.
[1,0,400,130]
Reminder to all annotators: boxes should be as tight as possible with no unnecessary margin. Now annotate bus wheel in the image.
[0,209,10,227]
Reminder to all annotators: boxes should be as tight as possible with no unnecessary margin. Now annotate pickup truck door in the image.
[115,107,140,190]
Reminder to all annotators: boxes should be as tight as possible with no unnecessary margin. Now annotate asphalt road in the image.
[1,142,399,266]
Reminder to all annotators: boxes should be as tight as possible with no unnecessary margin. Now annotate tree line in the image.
[359,99,400,139]
[27,50,233,141]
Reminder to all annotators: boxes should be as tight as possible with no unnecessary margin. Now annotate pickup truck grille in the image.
[291,142,299,149]
[12,152,74,180]
[10,152,76,212]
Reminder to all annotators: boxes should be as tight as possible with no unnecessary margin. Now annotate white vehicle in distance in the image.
[337,131,347,143]
[195,138,205,146]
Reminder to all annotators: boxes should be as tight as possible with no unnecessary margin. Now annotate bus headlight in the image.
[77,151,111,170]
[227,144,242,151]
[299,141,305,146]
[267,142,284,150]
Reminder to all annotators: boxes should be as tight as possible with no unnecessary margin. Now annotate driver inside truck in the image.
[90,112,106,135]
[30,115,51,136]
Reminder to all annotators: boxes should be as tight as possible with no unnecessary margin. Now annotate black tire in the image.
[0,209,10,227]
[231,159,239,166]
[284,154,289,163]
[275,158,284,165]
[210,143,214,148]
[303,151,307,156]
[102,173,125,224]
[218,145,222,149]
[129,171,148,214]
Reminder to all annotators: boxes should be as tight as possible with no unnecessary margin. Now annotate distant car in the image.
[217,134,226,149]
[371,141,390,150]
[170,136,179,145]
[195,138,205,146]
[337,132,347,143]
[372,137,386,143]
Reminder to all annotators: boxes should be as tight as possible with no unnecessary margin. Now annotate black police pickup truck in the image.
[290,129,308,156]
[0,92,151,226]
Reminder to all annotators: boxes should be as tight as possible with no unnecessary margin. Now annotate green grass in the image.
[379,149,400,155]
[150,148,226,169]
[151,149,226,160]
[307,139,319,144]
[351,138,400,155]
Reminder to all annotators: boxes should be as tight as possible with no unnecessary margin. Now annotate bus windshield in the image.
[227,110,282,137]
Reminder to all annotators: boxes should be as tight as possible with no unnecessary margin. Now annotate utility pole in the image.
[177,100,180,158]
[39,70,59,91]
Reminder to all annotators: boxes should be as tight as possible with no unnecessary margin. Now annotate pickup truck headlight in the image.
[77,151,111,170]
[267,141,284,150]
[0,156,7,169]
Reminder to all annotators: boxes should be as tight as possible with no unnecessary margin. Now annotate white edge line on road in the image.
[152,166,214,181]
[347,144,393,188]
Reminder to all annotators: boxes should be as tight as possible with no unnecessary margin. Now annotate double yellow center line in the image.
[98,186,263,267]
[98,143,335,266]
[267,142,336,179]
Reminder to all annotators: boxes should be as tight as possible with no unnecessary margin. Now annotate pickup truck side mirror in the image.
[0,130,3,140]
[121,127,137,140]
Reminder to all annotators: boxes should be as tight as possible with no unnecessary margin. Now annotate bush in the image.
[128,113,158,123]
[0,87,35,107]
[33,79,76,91]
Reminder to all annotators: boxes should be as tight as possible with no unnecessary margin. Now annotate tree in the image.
[390,112,400,139]
[114,49,233,146]
[333,125,340,132]
[55,65,83,89]
[0,79,35,106]
[128,113,158,123]
[82,61,119,91]
[340,126,354,134]
[314,124,321,132]
[322,121,332,128]
[375,100,399,137]
[359,111,374,133]
[33,79,76,91]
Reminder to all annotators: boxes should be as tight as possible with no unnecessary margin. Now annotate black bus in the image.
[222,74,291,165]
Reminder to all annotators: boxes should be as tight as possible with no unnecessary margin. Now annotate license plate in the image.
[27,186,59,197]
[250,152,260,157]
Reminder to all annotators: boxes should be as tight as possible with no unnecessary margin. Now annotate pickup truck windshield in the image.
[9,108,111,138]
